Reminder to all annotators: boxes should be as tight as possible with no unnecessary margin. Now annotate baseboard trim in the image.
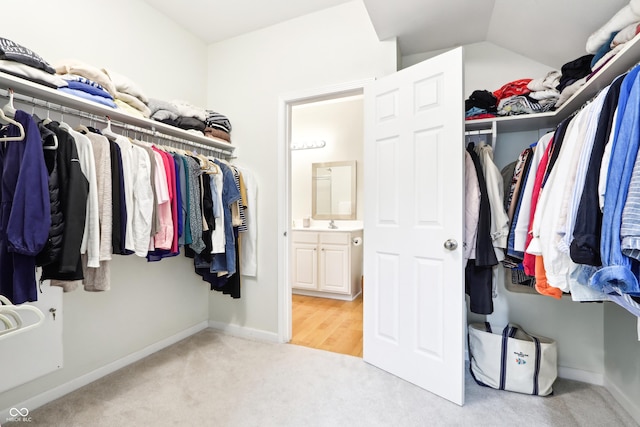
[208,321,279,343]
[605,377,640,424]
[292,289,360,301]
[0,321,208,421]
[557,366,604,386]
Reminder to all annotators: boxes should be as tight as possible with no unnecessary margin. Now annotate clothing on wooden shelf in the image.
[0,107,254,303]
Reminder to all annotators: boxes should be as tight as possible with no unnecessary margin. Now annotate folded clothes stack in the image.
[204,110,232,142]
[55,60,119,108]
[103,68,150,118]
[148,99,232,142]
[58,74,117,108]
[527,71,561,108]
[0,37,67,88]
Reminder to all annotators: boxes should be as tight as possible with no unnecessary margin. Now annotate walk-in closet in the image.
[1,1,639,426]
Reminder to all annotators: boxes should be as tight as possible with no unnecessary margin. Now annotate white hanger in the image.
[2,89,16,118]
[43,132,58,150]
[101,116,119,139]
[0,295,45,341]
[0,308,23,336]
[0,89,24,142]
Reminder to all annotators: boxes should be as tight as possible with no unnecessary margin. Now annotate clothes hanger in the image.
[0,308,23,336]
[42,129,58,150]
[101,116,119,139]
[0,90,25,142]
[2,89,16,118]
[0,295,45,342]
[42,103,53,125]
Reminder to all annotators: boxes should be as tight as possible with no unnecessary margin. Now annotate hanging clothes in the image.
[0,110,50,304]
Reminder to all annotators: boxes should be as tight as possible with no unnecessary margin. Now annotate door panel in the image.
[292,243,318,290]
[319,244,349,294]
[364,47,465,405]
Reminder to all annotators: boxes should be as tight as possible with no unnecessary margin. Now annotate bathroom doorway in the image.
[285,89,365,357]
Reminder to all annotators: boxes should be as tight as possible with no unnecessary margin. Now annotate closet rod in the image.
[464,129,493,136]
[0,88,235,159]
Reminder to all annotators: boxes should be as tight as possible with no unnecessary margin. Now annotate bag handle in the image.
[500,324,542,395]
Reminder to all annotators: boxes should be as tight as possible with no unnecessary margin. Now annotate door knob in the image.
[443,239,458,251]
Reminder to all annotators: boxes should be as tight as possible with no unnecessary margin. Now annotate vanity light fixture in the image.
[291,140,326,150]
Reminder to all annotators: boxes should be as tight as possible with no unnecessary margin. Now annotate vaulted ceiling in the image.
[144,0,629,68]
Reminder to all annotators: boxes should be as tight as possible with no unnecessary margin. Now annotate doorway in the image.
[277,80,371,356]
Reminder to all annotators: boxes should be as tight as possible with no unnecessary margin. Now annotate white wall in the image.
[2,0,208,106]
[206,0,396,334]
[0,0,210,414]
[605,303,640,423]
[291,96,364,223]
[403,42,556,99]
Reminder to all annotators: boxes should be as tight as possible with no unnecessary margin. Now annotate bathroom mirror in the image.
[312,160,356,220]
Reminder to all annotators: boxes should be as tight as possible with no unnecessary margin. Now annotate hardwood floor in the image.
[290,294,363,357]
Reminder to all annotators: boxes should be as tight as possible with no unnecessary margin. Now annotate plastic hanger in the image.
[2,89,16,118]
[0,295,45,341]
[0,308,23,336]
[101,116,119,139]
[0,110,25,142]
[42,132,58,150]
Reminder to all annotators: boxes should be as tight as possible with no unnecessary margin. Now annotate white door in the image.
[363,47,465,405]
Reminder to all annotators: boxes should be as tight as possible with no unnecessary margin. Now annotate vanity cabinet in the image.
[291,229,363,300]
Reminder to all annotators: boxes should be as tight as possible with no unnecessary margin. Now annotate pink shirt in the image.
[152,147,174,250]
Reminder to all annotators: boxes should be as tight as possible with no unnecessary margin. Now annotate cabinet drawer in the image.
[320,232,350,245]
[292,231,318,244]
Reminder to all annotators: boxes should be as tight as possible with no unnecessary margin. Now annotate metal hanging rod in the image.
[0,87,234,158]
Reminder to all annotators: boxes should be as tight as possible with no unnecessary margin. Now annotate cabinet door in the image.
[292,242,318,290]
[319,243,350,294]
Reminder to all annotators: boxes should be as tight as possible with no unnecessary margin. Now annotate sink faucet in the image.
[329,219,338,229]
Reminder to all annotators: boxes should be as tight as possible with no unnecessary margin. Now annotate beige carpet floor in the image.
[6,329,637,427]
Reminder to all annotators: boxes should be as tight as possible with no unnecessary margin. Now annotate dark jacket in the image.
[35,121,63,267]
[40,122,88,281]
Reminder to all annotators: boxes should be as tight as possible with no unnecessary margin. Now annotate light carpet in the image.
[6,329,637,427]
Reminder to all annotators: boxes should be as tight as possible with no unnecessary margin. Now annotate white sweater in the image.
[475,143,509,262]
[464,151,481,263]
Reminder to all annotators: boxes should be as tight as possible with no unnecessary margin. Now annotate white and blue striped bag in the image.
[468,322,558,396]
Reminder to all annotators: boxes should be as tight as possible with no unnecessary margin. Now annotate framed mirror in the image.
[312,160,356,220]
